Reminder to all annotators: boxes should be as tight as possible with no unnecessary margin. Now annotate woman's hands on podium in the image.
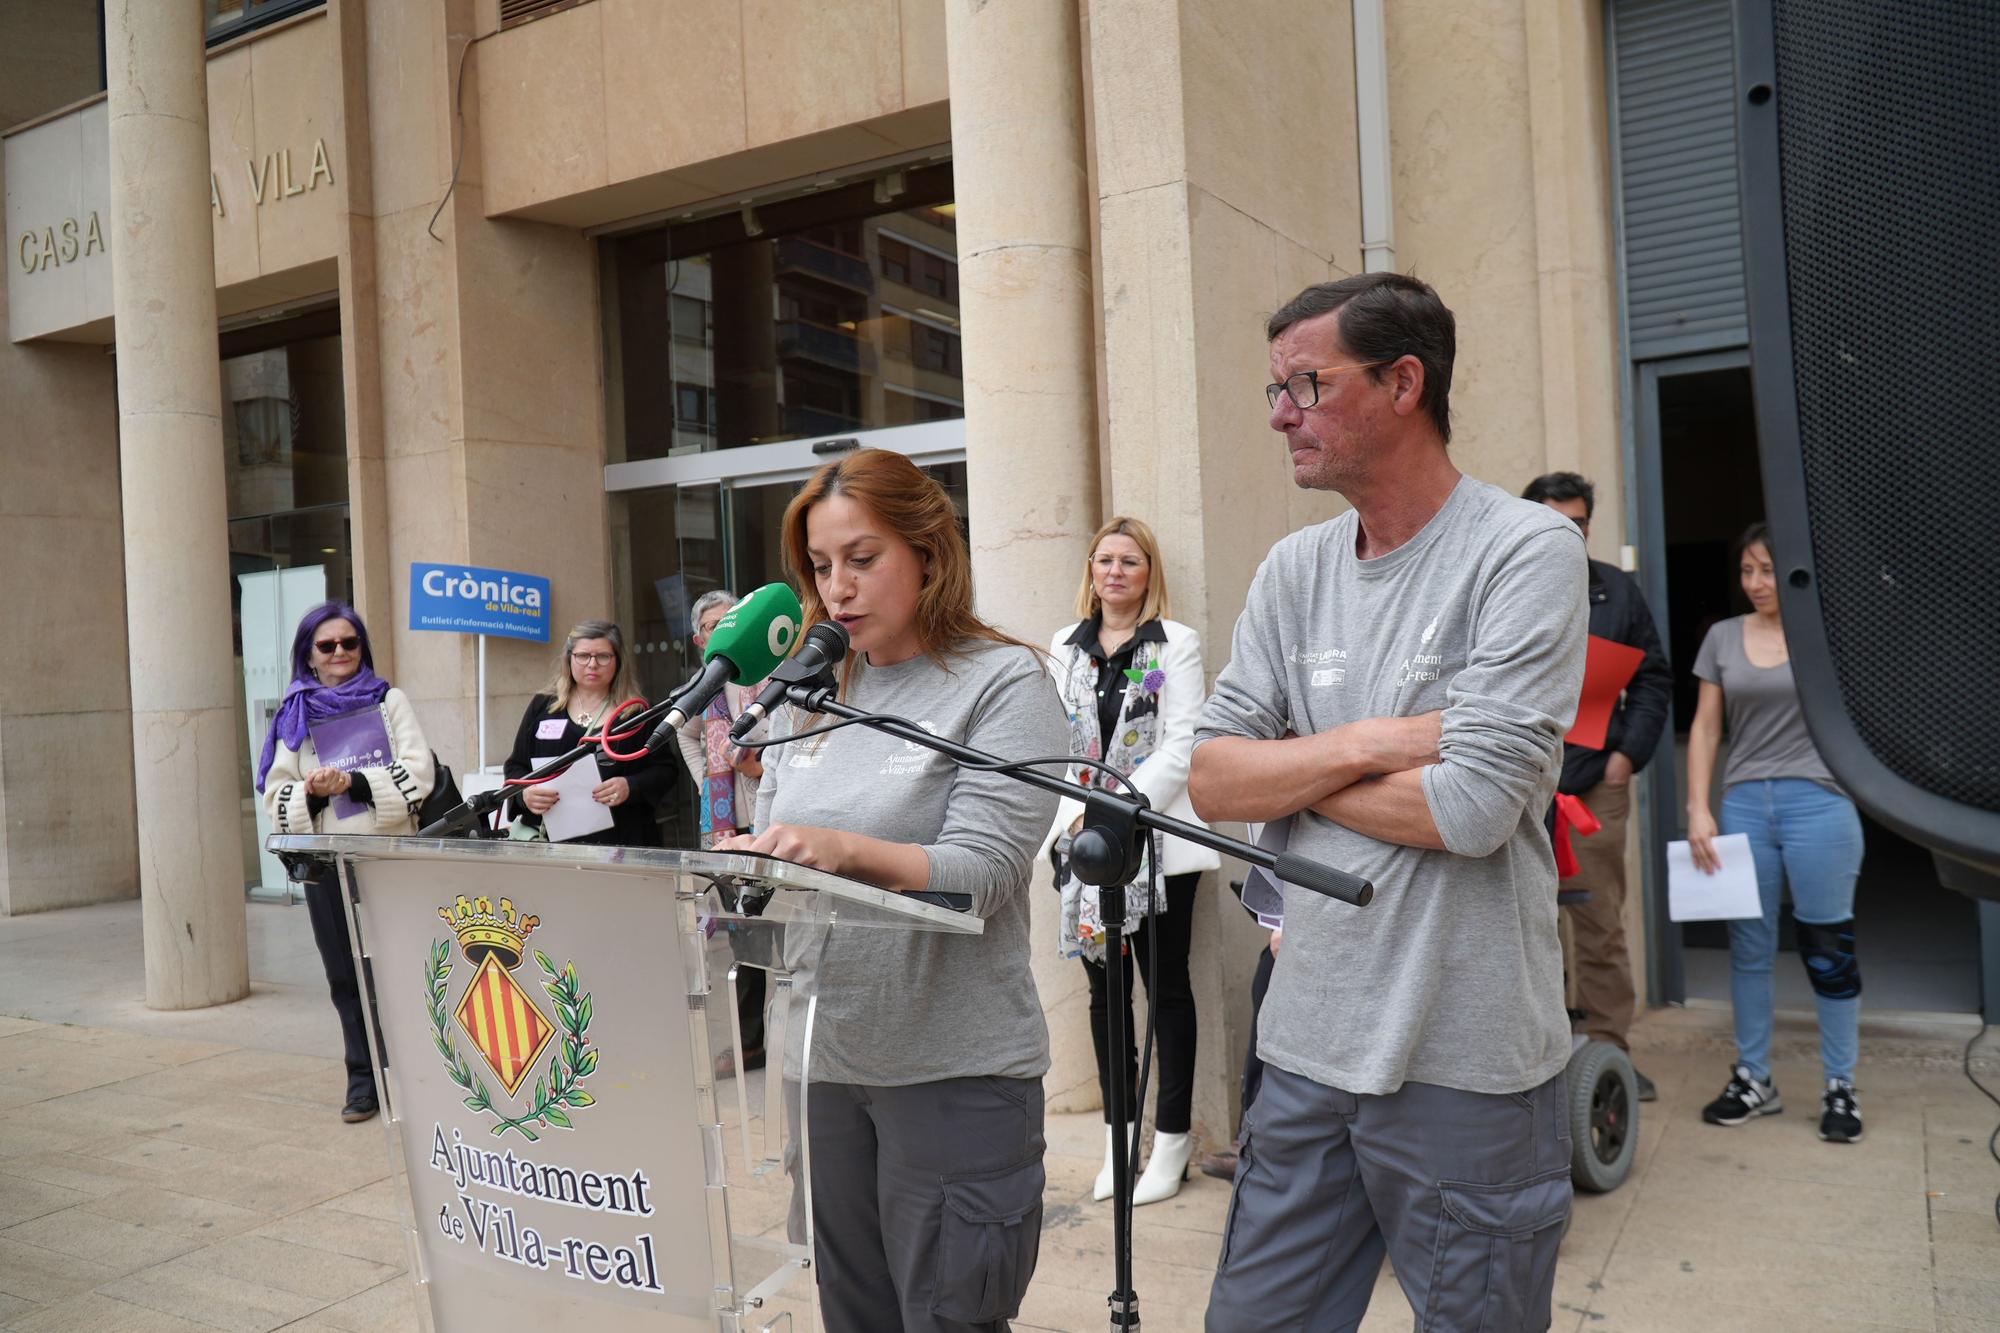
[716,823,853,871]
[521,784,561,815]
[716,823,933,893]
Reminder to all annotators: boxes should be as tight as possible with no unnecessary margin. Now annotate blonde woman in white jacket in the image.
[1045,516,1220,1206]
[258,602,434,1124]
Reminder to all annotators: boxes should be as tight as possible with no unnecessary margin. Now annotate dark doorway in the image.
[1642,360,1982,1014]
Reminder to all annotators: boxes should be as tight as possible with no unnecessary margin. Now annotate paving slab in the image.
[4,894,1996,1332]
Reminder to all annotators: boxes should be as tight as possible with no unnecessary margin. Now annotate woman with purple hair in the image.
[258,601,435,1124]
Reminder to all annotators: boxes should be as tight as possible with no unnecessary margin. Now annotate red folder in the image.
[1565,634,1646,750]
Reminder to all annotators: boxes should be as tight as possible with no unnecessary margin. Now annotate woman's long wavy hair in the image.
[781,449,1029,682]
[541,619,640,713]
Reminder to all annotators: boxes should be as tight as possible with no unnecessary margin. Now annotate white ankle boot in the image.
[1133,1131,1192,1206]
[1094,1122,1137,1202]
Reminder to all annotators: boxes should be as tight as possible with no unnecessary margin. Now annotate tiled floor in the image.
[3,900,1997,1331]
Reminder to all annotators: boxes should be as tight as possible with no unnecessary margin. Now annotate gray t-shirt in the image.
[1692,616,1841,794]
[1196,476,1588,1096]
[756,638,1067,1086]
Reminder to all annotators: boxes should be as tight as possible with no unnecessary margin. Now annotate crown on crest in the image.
[438,895,540,969]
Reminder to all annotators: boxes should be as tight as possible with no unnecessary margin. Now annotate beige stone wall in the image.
[0,0,137,916]
[338,0,611,769]
[1384,0,1622,524]
[474,0,950,227]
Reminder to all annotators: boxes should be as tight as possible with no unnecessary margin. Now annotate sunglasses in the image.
[314,636,362,655]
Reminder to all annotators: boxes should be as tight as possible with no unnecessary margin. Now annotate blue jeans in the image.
[1721,778,1865,1083]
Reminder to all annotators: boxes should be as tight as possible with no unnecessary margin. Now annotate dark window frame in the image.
[205,0,325,47]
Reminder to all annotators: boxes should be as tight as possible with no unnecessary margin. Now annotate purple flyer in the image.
[309,706,393,821]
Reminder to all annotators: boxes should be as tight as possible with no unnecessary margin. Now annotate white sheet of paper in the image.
[539,751,616,844]
[1666,833,1762,922]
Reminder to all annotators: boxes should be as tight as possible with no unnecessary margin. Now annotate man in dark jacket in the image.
[1524,472,1673,1100]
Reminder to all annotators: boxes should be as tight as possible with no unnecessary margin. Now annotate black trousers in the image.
[1240,938,1275,1130]
[1084,872,1200,1134]
[304,869,378,1104]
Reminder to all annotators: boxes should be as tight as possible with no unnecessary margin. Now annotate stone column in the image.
[944,0,1103,1111]
[104,0,249,1009]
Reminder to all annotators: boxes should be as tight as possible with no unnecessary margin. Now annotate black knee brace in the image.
[1797,918,1861,999]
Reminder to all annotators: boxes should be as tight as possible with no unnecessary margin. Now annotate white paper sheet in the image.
[538,751,617,844]
[1666,833,1762,922]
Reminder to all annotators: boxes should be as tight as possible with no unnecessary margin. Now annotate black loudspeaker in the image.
[1735,0,2000,896]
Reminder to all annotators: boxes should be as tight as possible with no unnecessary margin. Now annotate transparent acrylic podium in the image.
[270,835,981,1333]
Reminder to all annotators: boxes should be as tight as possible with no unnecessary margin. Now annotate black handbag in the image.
[418,752,462,830]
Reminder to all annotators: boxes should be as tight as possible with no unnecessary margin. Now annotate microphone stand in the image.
[763,678,1372,1333]
[415,679,705,839]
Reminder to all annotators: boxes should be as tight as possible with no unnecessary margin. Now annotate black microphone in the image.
[731,621,850,741]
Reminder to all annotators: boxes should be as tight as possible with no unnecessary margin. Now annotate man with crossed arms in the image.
[1193,273,1587,1331]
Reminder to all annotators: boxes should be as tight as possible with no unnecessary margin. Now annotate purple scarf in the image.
[255,668,392,792]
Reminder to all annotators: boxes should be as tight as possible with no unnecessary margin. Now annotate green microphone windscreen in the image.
[702,582,803,684]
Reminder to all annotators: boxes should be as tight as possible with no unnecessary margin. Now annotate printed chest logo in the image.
[787,732,830,769]
[1288,644,1348,688]
[1396,616,1447,686]
[882,721,943,775]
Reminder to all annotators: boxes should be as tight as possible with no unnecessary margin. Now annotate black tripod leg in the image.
[1103,888,1139,1330]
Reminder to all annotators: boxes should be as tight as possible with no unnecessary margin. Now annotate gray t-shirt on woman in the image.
[755,639,1067,1086]
[1692,615,1842,794]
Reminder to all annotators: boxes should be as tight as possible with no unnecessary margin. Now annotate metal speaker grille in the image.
[1772,0,2000,812]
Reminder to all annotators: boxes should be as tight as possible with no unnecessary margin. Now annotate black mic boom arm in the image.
[771,682,1373,907]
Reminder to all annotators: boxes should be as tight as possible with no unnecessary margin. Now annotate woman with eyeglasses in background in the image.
[259,601,436,1124]
[503,619,676,846]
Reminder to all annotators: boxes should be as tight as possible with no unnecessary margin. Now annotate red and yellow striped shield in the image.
[453,953,556,1098]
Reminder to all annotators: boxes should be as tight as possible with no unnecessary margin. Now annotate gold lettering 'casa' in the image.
[15,212,104,274]
[429,895,600,1142]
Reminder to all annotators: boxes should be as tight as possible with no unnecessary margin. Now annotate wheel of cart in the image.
[1566,1034,1638,1192]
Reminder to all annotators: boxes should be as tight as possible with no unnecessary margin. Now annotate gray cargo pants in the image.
[1206,1065,1572,1332]
[807,1076,1046,1333]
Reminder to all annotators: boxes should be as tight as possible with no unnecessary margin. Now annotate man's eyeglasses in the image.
[570,652,617,666]
[313,636,361,654]
[1265,362,1388,411]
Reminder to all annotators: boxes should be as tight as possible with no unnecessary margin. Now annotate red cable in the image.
[596,698,651,762]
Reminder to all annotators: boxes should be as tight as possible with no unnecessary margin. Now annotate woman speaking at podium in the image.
[717,449,1066,1333]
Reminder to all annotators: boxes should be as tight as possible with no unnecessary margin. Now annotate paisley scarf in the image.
[1055,629,1169,961]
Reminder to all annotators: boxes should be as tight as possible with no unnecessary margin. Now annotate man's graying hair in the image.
[1267,272,1457,443]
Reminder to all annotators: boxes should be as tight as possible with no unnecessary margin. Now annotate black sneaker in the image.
[1819,1079,1863,1144]
[1634,1068,1658,1103]
[1701,1063,1782,1125]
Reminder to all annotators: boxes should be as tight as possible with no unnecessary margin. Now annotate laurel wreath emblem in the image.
[426,939,599,1142]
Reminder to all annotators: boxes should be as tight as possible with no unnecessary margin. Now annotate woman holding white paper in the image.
[1686,522,1865,1145]
[259,601,436,1123]
[503,619,675,847]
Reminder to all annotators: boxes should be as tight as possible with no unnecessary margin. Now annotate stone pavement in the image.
[2,900,1998,1331]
